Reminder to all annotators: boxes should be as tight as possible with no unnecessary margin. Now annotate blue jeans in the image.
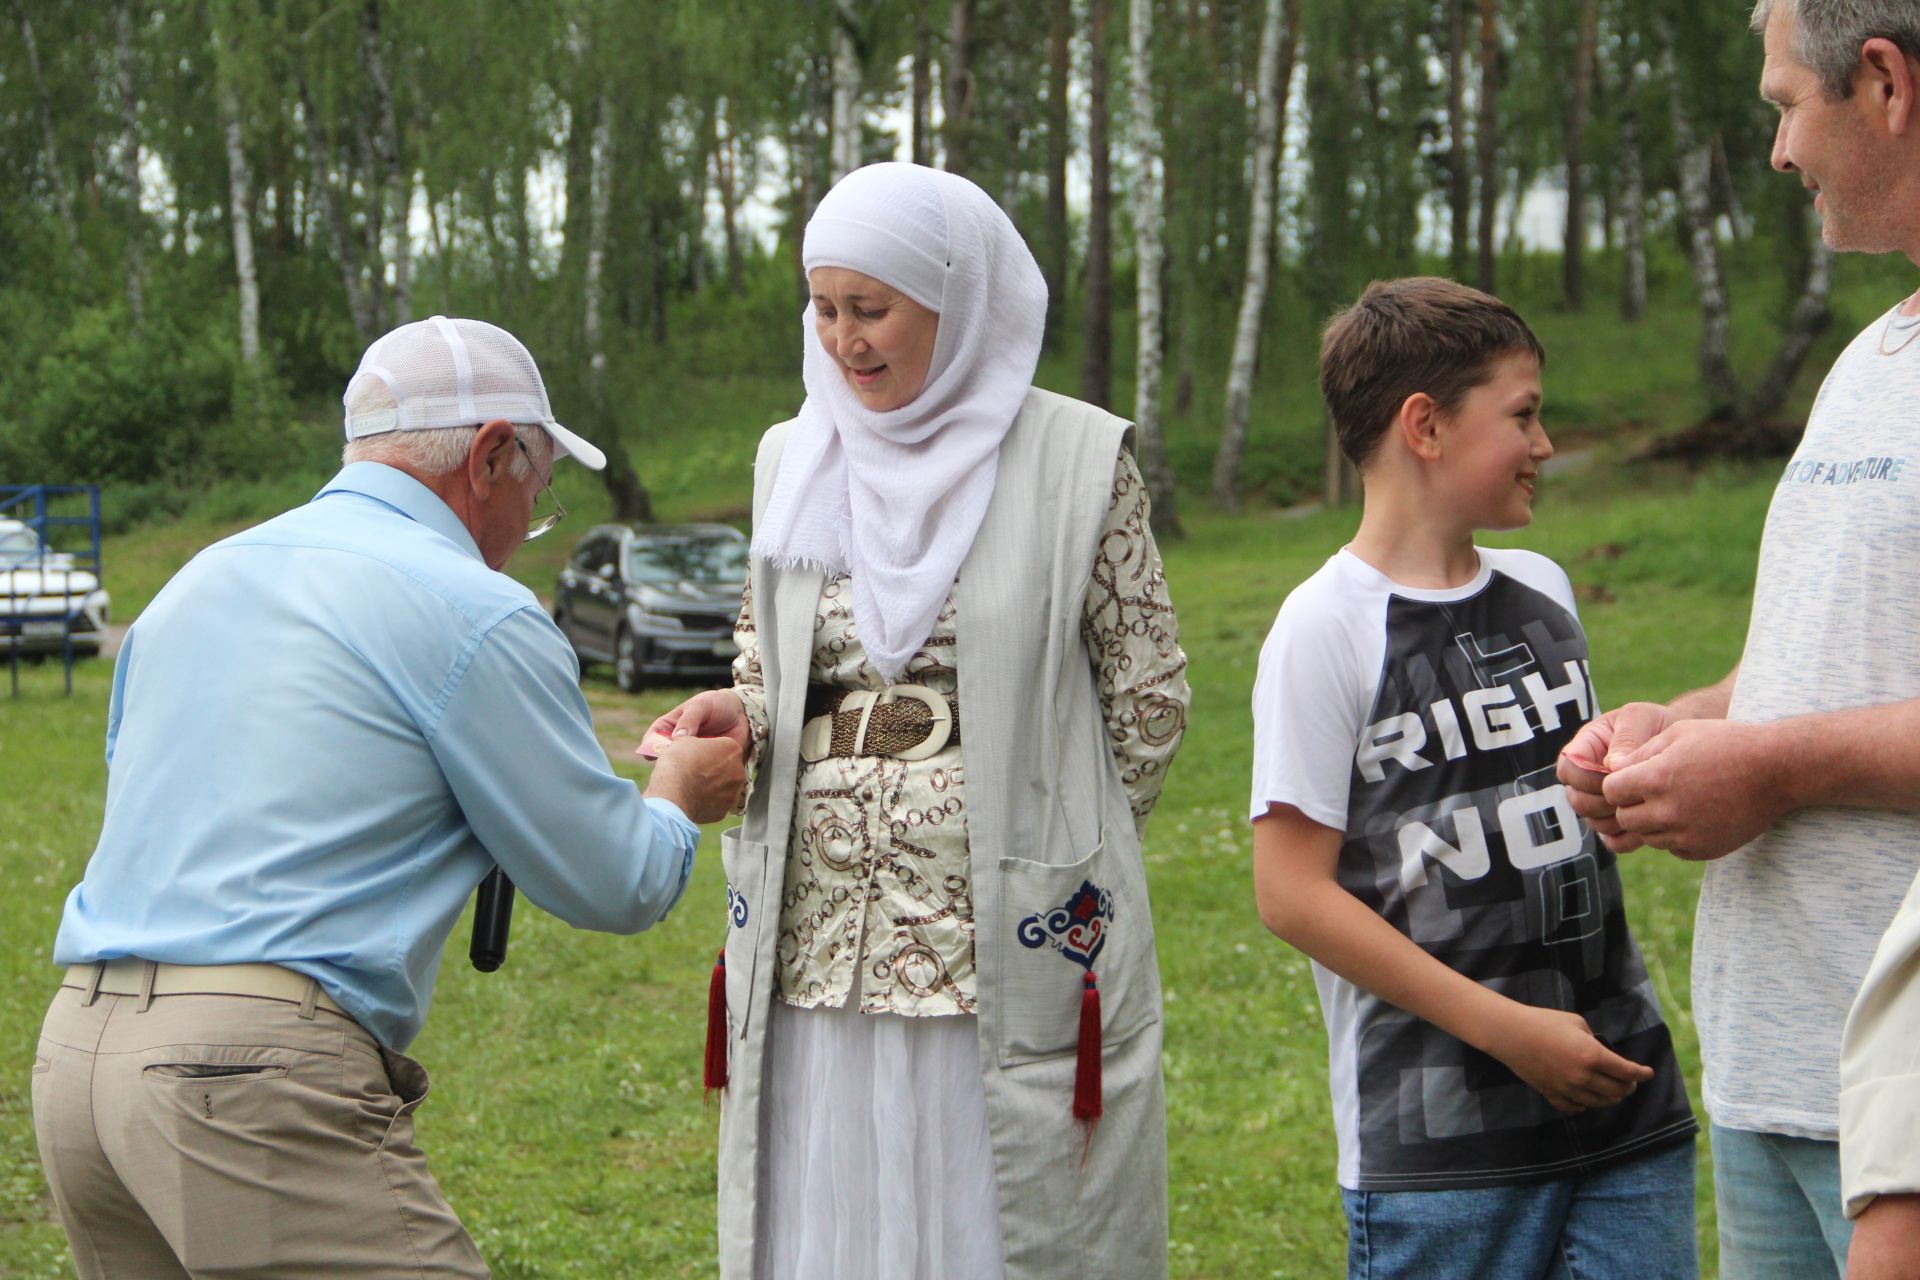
[1340,1138,1698,1279]
[1708,1124,1851,1279]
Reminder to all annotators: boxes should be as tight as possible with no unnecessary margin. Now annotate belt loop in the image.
[297,978,320,1021]
[80,961,104,1008]
[136,960,157,1013]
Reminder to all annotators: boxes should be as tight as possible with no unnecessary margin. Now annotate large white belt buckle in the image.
[880,684,952,761]
[796,685,952,763]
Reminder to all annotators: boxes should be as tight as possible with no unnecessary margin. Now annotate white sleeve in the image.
[1839,875,1920,1217]
[1248,594,1368,830]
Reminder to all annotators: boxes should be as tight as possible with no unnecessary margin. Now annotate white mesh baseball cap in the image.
[343,315,606,471]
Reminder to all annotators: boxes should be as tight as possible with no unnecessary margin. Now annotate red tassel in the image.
[704,948,729,1094]
[1074,969,1102,1156]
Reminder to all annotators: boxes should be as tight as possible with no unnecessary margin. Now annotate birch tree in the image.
[1664,32,1833,422]
[1447,0,1471,280]
[117,1,145,324]
[1476,0,1499,293]
[360,0,409,327]
[1212,0,1298,508]
[945,0,974,174]
[15,0,88,276]
[1043,0,1071,347]
[1081,0,1113,409]
[211,6,261,364]
[1561,0,1598,308]
[1130,0,1179,535]
[830,0,861,179]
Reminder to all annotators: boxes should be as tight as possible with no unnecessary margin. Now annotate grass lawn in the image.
[0,439,1772,1277]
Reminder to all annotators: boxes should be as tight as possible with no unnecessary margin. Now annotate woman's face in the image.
[809,267,940,412]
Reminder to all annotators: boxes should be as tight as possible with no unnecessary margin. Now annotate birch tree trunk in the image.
[212,13,260,364]
[1618,60,1648,321]
[16,0,88,275]
[1043,0,1071,348]
[117,1,144,325]
[831,1,861,180]
[1476,0,1498,293]
[1747,235,1834,419]
[1447,0,1470,280]
[716,104,744,295]
[945,0,973,175]
[361,0,409,327]
[1081,0,1113,409]
[1212,0,1298,509]
[1562,0,1597,309]
[584,95,613,407]
[1129,0,1179,535]
[585,95,652,522]
[1664,43,1742,412]
[911,0,932,165]
[296,69,377,344]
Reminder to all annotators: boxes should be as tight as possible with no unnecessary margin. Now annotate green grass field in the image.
[0,433,1774,1275]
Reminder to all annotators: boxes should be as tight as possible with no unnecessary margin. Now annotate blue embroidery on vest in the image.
[727,883,749,928]
[1016,880,1114,971]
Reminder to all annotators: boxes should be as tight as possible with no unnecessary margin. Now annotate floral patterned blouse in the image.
[731,450,1189,1017]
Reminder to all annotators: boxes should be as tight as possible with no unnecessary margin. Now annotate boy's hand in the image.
[1482,1004,1655,1114]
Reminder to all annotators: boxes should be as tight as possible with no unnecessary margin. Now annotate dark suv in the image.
[553,523,748,691]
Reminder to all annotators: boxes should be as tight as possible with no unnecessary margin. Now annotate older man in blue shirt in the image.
[31,317,744,1278]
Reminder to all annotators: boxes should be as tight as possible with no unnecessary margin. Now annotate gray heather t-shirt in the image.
[1696,301,1920,1139]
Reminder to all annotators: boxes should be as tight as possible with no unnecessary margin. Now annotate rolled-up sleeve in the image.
[1840,875,1920,1217]
[428,606,697,934]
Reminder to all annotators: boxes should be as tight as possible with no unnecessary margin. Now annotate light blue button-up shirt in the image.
[54,463,698,1049]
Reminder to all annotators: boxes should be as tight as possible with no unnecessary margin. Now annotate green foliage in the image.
[0,303,232,485]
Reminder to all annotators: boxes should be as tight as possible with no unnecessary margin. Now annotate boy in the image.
[1249,278,1698,1277]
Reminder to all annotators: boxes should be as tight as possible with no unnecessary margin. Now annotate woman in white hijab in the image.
[652,162,1190,1280]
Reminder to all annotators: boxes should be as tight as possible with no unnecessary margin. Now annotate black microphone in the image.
[470,867,516,972]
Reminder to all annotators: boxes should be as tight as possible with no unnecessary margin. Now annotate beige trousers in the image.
[31,981,489,1279]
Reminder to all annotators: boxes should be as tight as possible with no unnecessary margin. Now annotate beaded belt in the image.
[800,683,961,762]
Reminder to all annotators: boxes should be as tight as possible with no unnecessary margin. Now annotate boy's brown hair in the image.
[1319,277,1546,469]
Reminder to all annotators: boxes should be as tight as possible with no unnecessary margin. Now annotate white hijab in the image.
[752,162,1048,682]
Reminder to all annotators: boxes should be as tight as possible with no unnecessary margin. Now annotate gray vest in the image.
[716,387,1169,1278]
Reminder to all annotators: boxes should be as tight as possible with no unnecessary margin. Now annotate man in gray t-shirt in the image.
[1557,3,1920,1278]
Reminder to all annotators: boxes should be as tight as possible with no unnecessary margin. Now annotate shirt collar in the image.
[315,462,484,563]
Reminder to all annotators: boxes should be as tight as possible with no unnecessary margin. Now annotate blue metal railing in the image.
[1,485,104,695]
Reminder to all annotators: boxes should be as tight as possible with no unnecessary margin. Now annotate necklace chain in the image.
[1878,306,1920,356]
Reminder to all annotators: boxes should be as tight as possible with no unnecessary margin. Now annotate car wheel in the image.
[614,627,643,693]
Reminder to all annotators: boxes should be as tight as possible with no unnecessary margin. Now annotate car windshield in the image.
[627,535,749,586]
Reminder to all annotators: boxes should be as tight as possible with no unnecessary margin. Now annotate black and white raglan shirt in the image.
[1250,546,1697,1191]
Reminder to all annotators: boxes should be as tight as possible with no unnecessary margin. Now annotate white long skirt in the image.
[760,995,1005,1280]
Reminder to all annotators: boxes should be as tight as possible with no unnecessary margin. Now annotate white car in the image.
[0,518,110,657]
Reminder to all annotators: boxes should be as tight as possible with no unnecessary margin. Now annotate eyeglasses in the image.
[515,436,567,539]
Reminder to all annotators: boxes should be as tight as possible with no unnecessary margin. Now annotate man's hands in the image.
[644,734,746,825]
[1479,1003,1654,1114]
[641,689,751,759]
[639,690,751,825]
[1556,701,1683,853]
[1557,693,1790,859]
[1595,718,1790,860]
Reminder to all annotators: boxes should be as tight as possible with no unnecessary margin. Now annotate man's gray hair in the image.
[1752,0,1920,99]
[343,423,554,479]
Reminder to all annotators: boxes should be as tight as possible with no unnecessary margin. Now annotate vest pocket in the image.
[995,829,1159,1065]
[719,827,772,1044]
